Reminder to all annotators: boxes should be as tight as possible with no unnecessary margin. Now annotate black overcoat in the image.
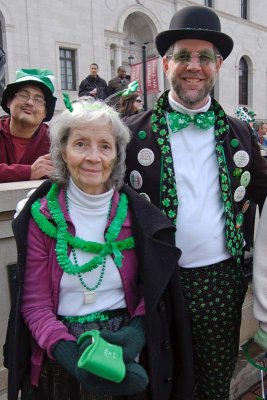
[125,108,267,255]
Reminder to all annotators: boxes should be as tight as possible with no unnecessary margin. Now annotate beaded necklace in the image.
[31,183,135,278]
[65,190,112,304]
[31,184,135,304]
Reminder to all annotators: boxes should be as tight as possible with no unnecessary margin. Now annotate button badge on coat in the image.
[234,186,246,202]
[137,148,155,167]
[240,171,251,188]
[233,151,249,168]
[140,192,151,202]
[235,213,244,229]
[129,170,143,190]
[242,200,250,214]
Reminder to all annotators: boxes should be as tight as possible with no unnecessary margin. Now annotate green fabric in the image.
[52,340,79,378]
[15,68,55,93]
[77,330,126,383]
[254,327,267,352]
[77,361,149,396]
[52,339,149,396]
[151,91,244,265]
[168,110,215,131]
[100,316,145,363]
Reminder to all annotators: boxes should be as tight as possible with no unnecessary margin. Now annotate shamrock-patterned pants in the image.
[180,258,248,400]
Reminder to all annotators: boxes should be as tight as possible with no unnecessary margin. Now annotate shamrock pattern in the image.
[151,91,244,264]
[168,110,215,132]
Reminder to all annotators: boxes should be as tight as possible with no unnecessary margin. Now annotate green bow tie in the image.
[168,110,215,132]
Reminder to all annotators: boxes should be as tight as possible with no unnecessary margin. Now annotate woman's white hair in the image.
[50,96,131,190]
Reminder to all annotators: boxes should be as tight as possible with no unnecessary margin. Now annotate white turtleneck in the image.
[167,93,230,268]
[58,178,126,316]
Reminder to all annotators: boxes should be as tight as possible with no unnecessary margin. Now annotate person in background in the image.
[248,110,256,124]
[253,197,267,353]
[119,93,143,118]
[254,121,267,147]
[125,5,267,399]
[4,96,194,400]
[0,46,6,103]
[107,66,130,109]
[0,68,57,183]
[78,63,108,100]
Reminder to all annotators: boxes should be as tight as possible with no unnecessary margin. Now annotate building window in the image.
[60,48,76,91]
[239,57,248,105]
[204,0,214,7]
[241,0,248,19]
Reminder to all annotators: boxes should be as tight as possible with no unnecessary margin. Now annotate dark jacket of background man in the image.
[78,63,108,100]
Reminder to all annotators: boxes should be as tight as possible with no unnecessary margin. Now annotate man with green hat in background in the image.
[125,5,267,399]
[0,68,57,183]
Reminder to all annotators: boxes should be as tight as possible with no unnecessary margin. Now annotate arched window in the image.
[239,57,248,105]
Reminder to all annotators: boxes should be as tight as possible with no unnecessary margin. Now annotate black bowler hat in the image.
[155,6,233,60]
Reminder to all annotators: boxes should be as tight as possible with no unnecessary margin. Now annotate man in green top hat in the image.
[0,68,57,183]
[125,5,267,399]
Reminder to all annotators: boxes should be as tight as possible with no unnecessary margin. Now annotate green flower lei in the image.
[31,184,135,274]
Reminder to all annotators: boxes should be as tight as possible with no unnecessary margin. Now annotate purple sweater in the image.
[21,188,144,385]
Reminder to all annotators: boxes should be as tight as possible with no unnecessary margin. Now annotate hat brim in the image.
[1,80,56,122]
[155,29,233,59]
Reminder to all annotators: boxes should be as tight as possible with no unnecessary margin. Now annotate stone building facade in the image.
[0,0,267,116]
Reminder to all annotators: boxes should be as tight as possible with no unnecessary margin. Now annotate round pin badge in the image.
[235,212,244,229]
[233,150,249,168]
[242,200,250,214]
[231,139,239,148]
[240,171,251,188]
[140,193,151,202]
[138,130,147,140]
[137,148,155,167]
[233,168,243,178]
[129,170,143,190]
[234,186,246,202]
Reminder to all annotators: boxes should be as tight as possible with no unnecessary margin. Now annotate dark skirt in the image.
[21,309,147,400]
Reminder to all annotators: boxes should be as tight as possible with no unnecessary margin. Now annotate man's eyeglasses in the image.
[15,92,46,107]
[167,49,222,66]
[135,99,142,103]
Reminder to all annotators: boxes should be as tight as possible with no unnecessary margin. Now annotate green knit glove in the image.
[52,340,148,396]
[254,327,267,352]
[100,316,145,363]
[77,361,149,396]
[52,340,79,378]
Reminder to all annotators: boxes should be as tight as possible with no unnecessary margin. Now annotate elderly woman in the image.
[4,97,194,400]
[119,93,143,118]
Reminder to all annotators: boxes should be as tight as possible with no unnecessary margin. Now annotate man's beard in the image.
[170,75,215,107]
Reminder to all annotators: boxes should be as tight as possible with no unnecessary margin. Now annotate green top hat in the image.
[1,68,57,121]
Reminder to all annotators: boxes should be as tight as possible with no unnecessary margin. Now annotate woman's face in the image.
[133,96,143,112]
[62,123,117,195]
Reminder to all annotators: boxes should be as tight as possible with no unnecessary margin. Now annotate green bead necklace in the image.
[31,184,135,277]
[65,191,113,304]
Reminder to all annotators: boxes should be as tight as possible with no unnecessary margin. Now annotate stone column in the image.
[105,43,111,81]
[114,44,122,70]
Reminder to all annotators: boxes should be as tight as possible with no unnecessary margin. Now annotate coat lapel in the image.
[122,184,181,312]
